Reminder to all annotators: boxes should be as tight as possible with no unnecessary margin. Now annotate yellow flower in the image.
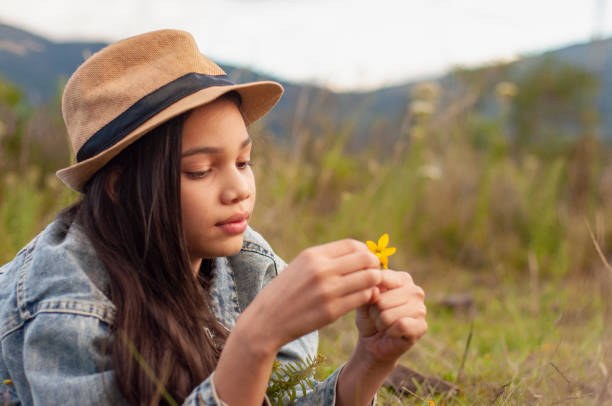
[3,379,12,385]
[429,401,435,406]
[366,233,396,269]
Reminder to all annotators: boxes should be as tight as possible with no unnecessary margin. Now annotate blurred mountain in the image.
[0,24,107,104]
[517,39,612,138]
[1,22,611,142]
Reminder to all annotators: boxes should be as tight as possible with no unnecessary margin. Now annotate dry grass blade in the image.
[585,218,612,404]
[456,320,474,383]
[118,331,177,406]
[585,218,612,272]
[490,382,510,404]
[549,362,572,388]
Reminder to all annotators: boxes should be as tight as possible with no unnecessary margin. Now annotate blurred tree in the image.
[512,57,599,148]
[0,76,30,172]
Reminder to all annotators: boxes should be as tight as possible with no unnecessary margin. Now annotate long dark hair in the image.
[59,94,240,405]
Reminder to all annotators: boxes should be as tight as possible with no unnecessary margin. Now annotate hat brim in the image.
[56,81,283,192]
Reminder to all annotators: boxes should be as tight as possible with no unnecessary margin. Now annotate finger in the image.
[332,287,377,318]
[385,317,428,341]
[375,303,427,332]
[330,268,382,297]
[378,270,414,290]
[310,239,370,259]
[379,273,426,303]
[376,286,423,311]
[369,286,380,304]
[356,302,378,337]
[327,250,380,275]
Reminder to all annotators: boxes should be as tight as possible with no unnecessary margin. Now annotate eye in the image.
[185,170,211,179]
[237,161,253,170]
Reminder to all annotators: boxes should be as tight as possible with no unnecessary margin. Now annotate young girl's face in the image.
[180,97,256,270]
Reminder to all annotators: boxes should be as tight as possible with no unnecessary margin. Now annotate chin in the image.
[204,234,245,257]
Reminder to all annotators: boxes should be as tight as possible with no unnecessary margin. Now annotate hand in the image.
[238,239,383,354]
[354,270,427,366]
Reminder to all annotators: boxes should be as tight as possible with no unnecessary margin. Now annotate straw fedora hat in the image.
[57,29,284,192]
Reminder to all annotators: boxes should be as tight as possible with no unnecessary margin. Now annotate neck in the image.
[191,257,203,276]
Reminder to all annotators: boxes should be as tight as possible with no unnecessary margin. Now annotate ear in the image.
[104,166,121,203]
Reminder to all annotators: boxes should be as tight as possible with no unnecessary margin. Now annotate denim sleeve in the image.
[2,312,239,406]
[3,314,356,406]
[1,313,127,405]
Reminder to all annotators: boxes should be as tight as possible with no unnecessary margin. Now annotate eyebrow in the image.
[181,136,252,158]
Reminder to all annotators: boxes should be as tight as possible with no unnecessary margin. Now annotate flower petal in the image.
[380,255,389,269]
[382,247,396,256]
[366,240,377,253]
[378,233,389,249]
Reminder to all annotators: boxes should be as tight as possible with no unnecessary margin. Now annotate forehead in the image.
[181,98,248,149]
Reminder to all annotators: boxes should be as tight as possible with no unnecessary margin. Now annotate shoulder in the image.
[0,218,115,340]
[238,226,287,274]
[224,226,287,310]
[241,226,276,257]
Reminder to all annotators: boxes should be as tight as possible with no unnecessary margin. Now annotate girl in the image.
[0,29,427,405]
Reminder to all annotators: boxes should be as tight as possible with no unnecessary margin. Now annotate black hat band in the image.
[76,72,234,163]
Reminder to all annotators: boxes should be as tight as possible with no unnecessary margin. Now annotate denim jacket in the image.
[0,219,344,405]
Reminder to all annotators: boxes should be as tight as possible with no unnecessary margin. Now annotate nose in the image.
[220,167,251,205]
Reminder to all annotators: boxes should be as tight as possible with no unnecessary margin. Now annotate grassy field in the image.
[1,60,612,404]
[318,269,609,405]
[249,121,612,405]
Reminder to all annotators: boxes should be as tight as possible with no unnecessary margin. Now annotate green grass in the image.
[318,270,608,405]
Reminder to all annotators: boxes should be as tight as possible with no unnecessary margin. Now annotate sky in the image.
[2,0,612,91]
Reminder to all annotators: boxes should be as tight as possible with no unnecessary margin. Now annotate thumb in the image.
[355,287,380,337]
[356,286,378,320]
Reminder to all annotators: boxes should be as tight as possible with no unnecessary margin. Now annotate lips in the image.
[215,212,250,226]
[215,212,250,235]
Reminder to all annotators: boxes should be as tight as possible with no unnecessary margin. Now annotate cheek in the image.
[180,182,211,232]
[180,184,194,225]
